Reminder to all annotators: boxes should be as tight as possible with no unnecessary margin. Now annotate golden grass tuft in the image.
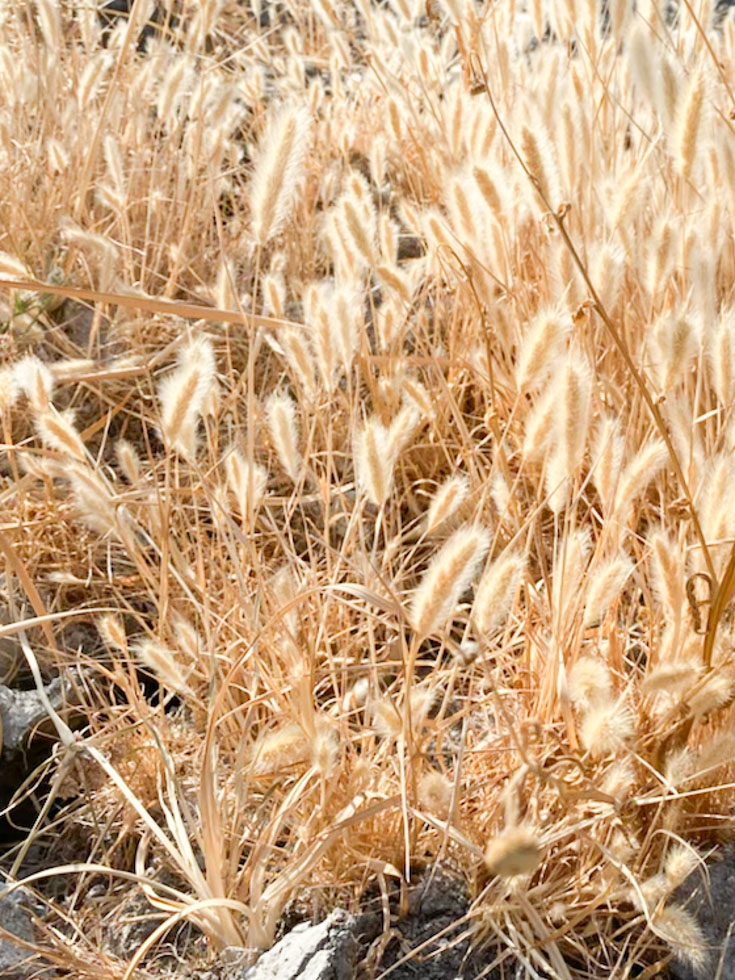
[2,3,735,977]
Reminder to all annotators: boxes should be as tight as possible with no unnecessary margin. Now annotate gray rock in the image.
[242,910,357,980]
[0,678,69,755]
[0,886,43,977]
[671,845,735,979]
[0,674,80,837]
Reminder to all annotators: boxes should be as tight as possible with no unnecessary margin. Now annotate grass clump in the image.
[2,0,735,976]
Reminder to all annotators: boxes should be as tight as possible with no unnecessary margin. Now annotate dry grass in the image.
[2,0,735,976]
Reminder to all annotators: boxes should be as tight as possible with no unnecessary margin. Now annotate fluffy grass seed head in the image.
[0,250,31,279]
[387,401,422,458]
[376,263,411,303]
[676,70,706,182]
[656,53,680,131]
[472,164,502,216]
[411,525,490,638]
[66,462,120,536]
[252,723,310,775]
[583,554,634,627]
[425,474,470,535]
[568,657,613,711]
[653,904,708,973]
[266,390,301,483]
[600,758,636,802]
[687,667,735,718]
[311,719,338,776]
[354,416,395,507]
[157,336,216,460]
[225,449,268,521]
[418,771,454,819]
[592,240,626,312]
[37,0,63,47]
[171,614,202,662]
[263,272,285,318]
[280,325,316,397]
[97,614,128,654]
[520,120,560,211]
[372,698,403,738]
[378,687,437,738]
[250,103,311,246]
[627,22,658,108]
[338,187,376,271]
[328,282,362,374]
[551,527,591,629]
[116,438,141,485]
[0,367,19,417]
[650,315,697,392]
[612,440,669,523]
[664,844,702,891]
[522,379,558,463]
[515,308,569,392]
[342,677,370,713]
[134,639,191,695]
[484,827,542,878]
[710,306,735,406]
[35,408,87,461]
[663,746,695,787]
[591,416,625,515]
[649,530,686,619]
[13,355,54,413]
[580,697,635,757]
[472,550,525,636]
[641,660,701,698]
[552,351,593,472]
[634,873,670,913]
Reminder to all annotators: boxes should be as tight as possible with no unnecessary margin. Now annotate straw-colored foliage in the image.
[2,0,735,975]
